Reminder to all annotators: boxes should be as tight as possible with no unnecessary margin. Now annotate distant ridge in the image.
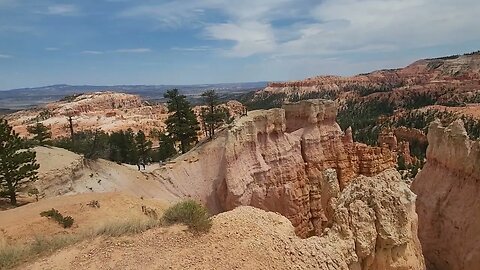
[0,82,268,110]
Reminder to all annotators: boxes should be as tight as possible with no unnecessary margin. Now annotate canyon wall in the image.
[412,120,480,270]
[218,99,396,237]
[146,99,424,269]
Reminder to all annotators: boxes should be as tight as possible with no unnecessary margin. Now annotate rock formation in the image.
[379,129,415,165]
[412,120,480,270]
[23,170,425,270]
[6,92,169,138]
[218,99,396,236]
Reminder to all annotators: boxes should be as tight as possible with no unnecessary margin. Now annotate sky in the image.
[0,0,479,90]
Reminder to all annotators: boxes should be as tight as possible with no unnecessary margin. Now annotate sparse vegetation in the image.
[40,208,75,228]
[59,93,82,103]
[91,218,161,237]
[162,200,212,233]
[87,200,100,208]
[0,214,163,269]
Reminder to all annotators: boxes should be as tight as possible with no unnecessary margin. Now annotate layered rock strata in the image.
[412,120,480,270]
[219,99,396,236]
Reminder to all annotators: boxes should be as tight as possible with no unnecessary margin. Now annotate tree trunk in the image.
[68,116,75,150]
[9,189,17,205]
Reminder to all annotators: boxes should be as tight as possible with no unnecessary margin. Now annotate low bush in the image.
[40,208,74,228]
[162,200,212,233]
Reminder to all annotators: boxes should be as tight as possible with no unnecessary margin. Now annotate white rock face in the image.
[412,120,480,270]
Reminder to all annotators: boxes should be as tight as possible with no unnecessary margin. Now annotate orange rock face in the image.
[219,99,396,237]
[412,120,480,270]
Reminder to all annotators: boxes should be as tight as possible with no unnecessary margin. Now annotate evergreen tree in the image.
[108,129,137,164]
[0,119,39,205]
[158,132,177,161]
[164,89,200,153]
[27,123,52,145]
[135,130,152,162]
[200,90,225,139]
[124,128,138,164]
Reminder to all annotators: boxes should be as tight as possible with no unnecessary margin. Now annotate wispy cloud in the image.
[113,48,151,53]
[80,48,152,55]
[81,50,104,55]
[117,0,480,58]
[45,47,59,51]
[44,4,78,16]
[0,54,12,58]
[171,46,212,52]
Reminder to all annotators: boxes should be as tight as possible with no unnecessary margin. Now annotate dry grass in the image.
[88,217,161,237]
[0,201,212,269]
[0,216,162,269]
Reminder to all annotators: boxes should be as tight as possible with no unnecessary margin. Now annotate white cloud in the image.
[206,22,276,57]
[0,54,12,58]
[171,46,212,52]
[118,0,480,58]
[81,50,104,55]
[81,48,152,54]
[113,48,151,53]
[45,4,78,16]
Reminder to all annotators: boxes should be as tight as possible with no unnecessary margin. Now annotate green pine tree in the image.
[164,89,200,153]
[158,132,177,161]
[135,130,152,162]
[0,119,40,205]
[200,90,225,139]
[27,122,52,146]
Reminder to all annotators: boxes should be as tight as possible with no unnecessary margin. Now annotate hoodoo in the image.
[412,120,480,270]
[219,100,396,236]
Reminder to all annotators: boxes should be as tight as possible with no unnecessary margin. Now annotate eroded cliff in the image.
[412,120,480,270]
[218,99,396,236]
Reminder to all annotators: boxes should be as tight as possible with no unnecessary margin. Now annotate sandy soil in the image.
[24,207,327,270]
[32,146,178,202]
[0,192,168,244]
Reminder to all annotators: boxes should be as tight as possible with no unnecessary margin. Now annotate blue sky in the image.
[0,0,479,90]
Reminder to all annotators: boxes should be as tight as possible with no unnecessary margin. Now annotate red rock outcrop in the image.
[259,53,480,111]
[412,119,480,270]
[379,129,416,165]
[219,99,396,236]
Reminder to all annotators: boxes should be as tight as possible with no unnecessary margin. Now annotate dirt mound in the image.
[0,192,167,244]
[31,146,177,202]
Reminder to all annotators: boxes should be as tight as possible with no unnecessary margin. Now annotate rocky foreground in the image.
[27,170,424,270]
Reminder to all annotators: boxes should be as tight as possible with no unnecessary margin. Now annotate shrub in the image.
[87,200,100,208]
[0,240,24,270]
[40,208,74,228]
[162,200,212,233]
